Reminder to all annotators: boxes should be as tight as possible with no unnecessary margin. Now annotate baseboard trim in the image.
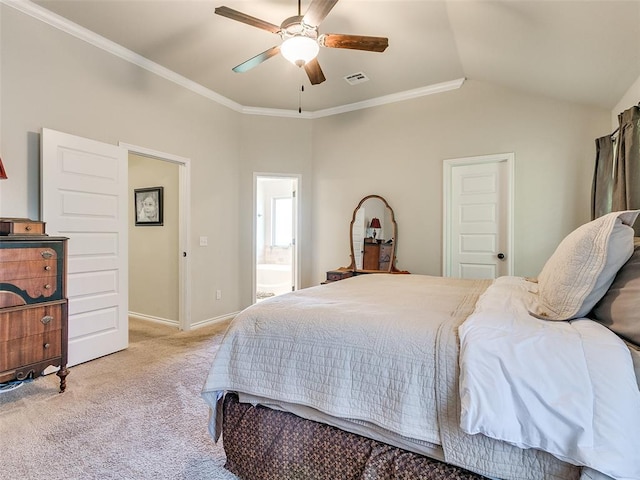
[128,312,179,327]
[128,311,238,330]
[190,312,239,330]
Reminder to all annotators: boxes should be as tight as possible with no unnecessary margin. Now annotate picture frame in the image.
[134,186,163,226]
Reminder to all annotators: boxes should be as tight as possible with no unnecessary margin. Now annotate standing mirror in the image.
[348,195,398,273]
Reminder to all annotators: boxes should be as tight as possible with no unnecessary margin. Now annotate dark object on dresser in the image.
[0,235,69,392]
[323,269,354,283]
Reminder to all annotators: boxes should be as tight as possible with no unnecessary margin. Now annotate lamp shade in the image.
[281,35,319,67]
[370,218,381,229]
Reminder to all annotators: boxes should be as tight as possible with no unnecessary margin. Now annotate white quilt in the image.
[202,274,586,480]
[202,274,488,444]
[459,276,640,480]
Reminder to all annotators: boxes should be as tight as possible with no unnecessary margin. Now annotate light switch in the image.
[199,236,208,246]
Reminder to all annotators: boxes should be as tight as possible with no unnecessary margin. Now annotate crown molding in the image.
[241,106,315,120]
[3,0,465,119]
[310,78,466,118]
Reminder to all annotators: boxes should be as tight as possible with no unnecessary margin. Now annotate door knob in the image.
[497,253,505,260]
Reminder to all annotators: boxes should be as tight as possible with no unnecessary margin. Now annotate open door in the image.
[254,174,300,303]
[41,128,128,366]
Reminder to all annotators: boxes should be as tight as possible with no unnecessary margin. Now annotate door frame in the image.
[120,142,192,331]
[442,153,514,277]
[253,173,301,304]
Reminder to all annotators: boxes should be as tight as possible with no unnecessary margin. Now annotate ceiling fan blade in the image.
[302,0,339,27]
[232,46,281,73]
[304,58,326,85]
[215,6,281,34]
[320,33,389,53]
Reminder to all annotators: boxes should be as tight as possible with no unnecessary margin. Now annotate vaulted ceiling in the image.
[29,0,640,114]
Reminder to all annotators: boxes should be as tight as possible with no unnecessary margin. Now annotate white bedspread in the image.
[202,274,488,444]
[459,277,640,480]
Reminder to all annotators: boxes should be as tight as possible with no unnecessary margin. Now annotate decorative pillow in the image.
[532,210,639,321]
[591,241,640,346]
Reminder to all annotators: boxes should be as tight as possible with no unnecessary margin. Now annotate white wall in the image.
[311,80,610,280]
[0,4,620,321]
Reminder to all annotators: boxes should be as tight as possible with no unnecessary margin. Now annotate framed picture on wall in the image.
[134,186,163,226]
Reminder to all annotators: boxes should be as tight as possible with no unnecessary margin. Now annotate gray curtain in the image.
[591,134,615,220]
[592,105,640,235]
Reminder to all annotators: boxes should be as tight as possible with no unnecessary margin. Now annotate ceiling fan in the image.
[215,0,389,85]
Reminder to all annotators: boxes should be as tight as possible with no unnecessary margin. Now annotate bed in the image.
[202,210,640,480]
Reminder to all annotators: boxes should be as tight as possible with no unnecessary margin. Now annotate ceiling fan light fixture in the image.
[281,35,319,67]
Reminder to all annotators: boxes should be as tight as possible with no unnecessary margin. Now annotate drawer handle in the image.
[44,265,52,271]
[44,284,51,290]
[41,315,54,325]
[25,225,32,231]
[41,251,54,259]
[43,343,50,349]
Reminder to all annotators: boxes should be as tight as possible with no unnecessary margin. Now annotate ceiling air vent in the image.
[344,72,370,85]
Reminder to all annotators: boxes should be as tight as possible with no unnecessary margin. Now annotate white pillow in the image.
[532,210,639,321]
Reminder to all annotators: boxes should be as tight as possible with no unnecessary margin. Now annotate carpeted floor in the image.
[0,318,239,480]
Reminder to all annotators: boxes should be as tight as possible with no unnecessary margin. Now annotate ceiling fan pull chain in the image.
[298,84,304,114]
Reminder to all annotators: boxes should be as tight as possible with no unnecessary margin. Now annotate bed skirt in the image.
[222,393,486,480]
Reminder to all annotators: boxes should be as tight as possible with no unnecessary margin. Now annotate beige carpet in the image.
[0,318,240,480]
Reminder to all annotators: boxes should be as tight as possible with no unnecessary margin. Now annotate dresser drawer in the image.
[0,246,57,263]
[0,259,57,282]
[0,219,46,236]
[0,330,62,371]
[0,246,63,307]
[0,276,60,306]
[326,270,353,282]
[0,303,63,341]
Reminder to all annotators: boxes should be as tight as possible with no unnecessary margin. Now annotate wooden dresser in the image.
[363,242,394,271]
[0,235,69,392]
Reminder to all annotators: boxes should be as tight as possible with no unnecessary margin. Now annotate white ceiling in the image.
[27,0,640,114]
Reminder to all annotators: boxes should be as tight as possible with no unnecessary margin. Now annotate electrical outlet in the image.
[199,236,208,246]
[216,289,222,300]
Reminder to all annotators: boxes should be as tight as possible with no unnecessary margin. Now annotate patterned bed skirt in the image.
[222,393,487,480]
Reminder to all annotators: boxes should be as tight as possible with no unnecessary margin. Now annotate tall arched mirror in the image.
[348,195,398,273]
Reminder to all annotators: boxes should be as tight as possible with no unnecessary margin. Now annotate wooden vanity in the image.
[324,195,408,283]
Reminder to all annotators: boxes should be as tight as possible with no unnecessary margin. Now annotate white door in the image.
[41,128,128,366]
[443,153,514,279]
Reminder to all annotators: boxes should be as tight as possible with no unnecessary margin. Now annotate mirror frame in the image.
[348,194,398,273]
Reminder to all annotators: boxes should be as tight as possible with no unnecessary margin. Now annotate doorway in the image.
[443,153,514,278]
[254,174,300,303]
[122,143,191,331]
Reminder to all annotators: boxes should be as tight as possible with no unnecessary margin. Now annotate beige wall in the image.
[129,154,179,323]
[0,6,247,323]
[311,80,610,280]
[0,4,626,323]
[238,115,313,306]
[612,73,640,128]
